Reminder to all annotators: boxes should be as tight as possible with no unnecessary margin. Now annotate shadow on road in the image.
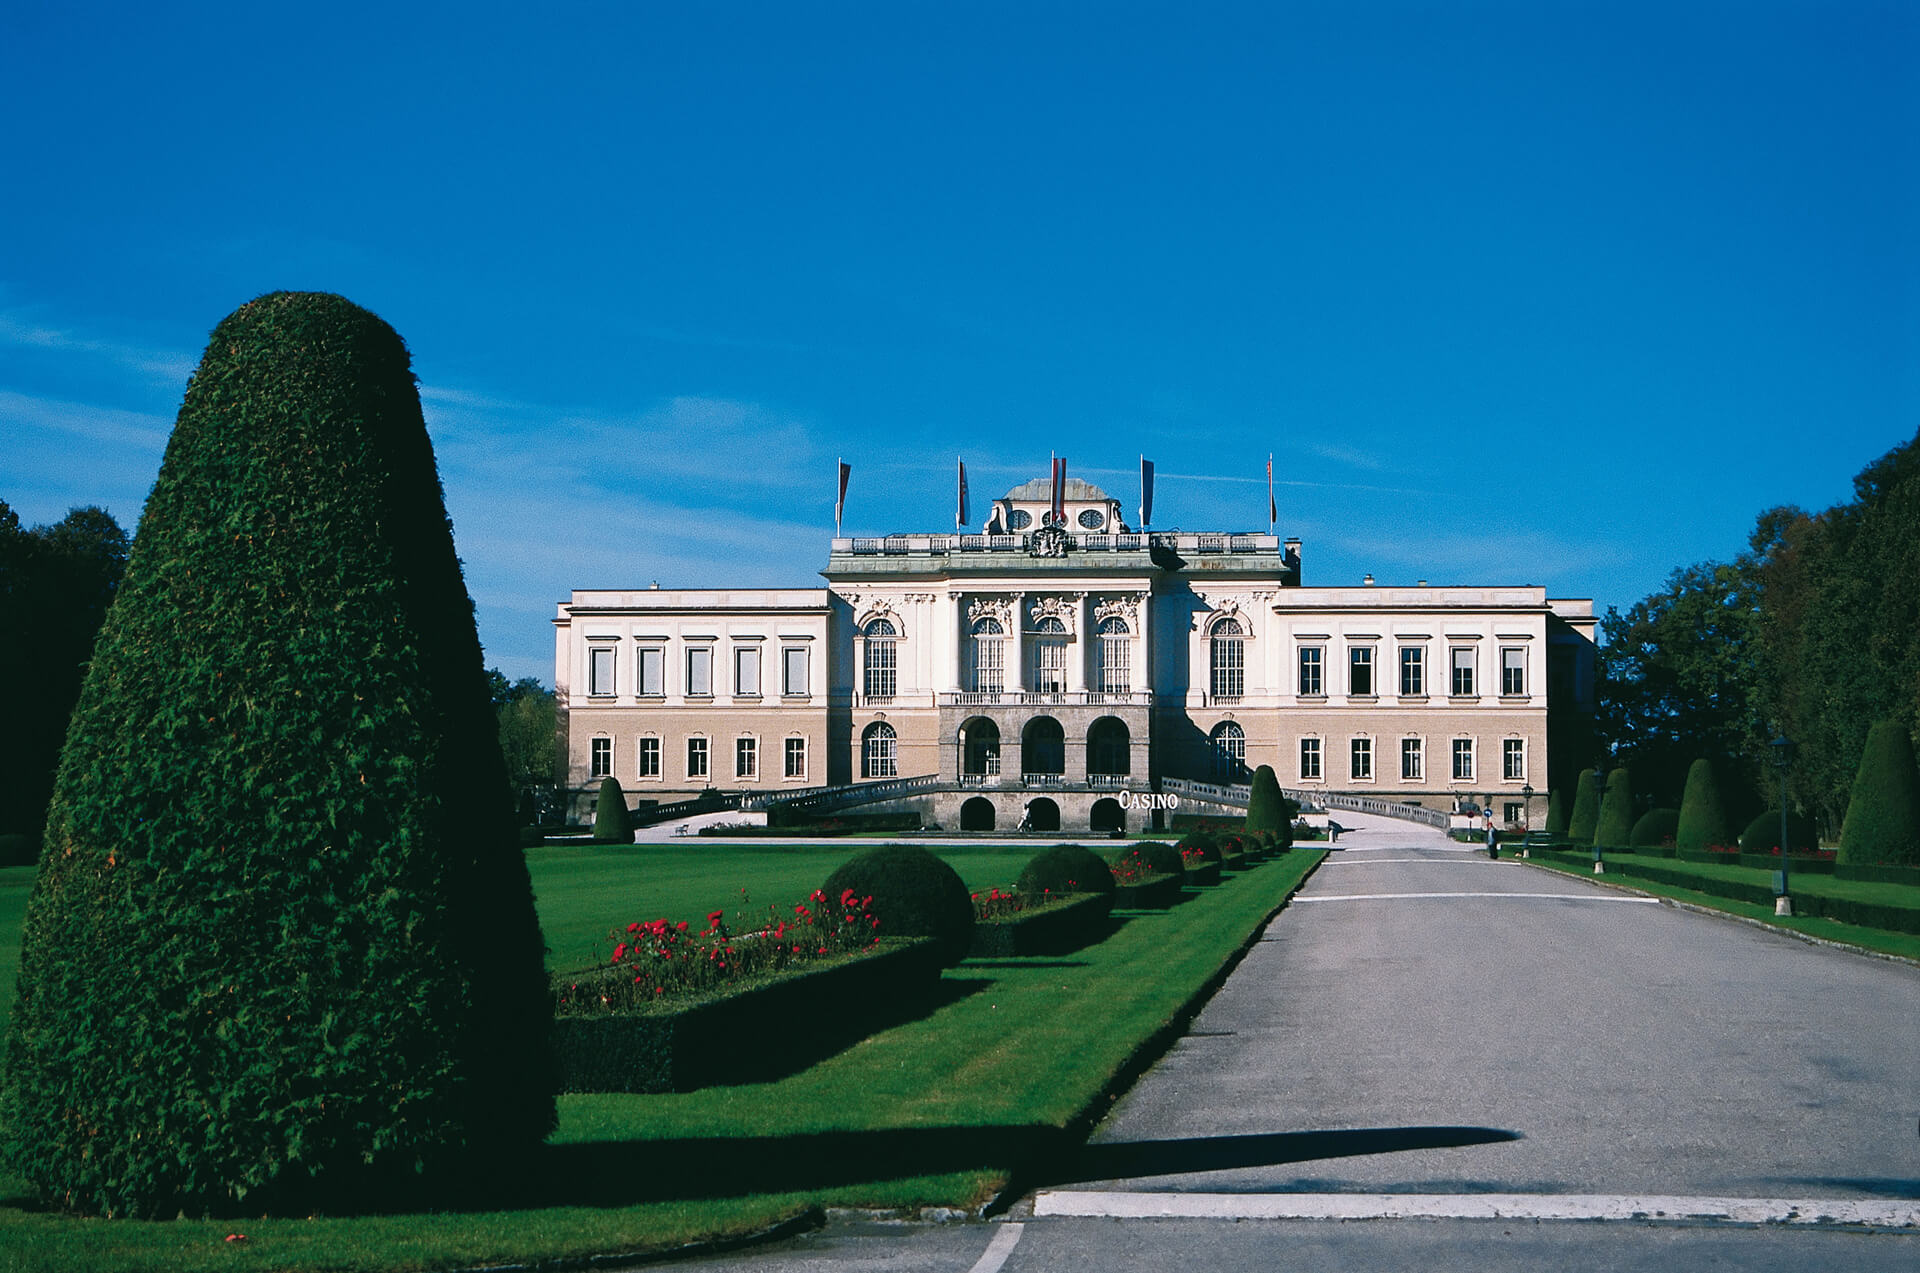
[1054,1125,1525,1185]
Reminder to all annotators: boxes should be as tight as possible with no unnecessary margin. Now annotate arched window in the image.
[961,717,1001,777]
[1209,720,1247,782]
[1022,716,1065,776]
[861,721,898,779]
[1087,716,1130,776]
[1032,616,1068,694]
[863,618,897,699]
[1097,616,1130,694]
[970,617,1004,693]
[1210,618,1245,700]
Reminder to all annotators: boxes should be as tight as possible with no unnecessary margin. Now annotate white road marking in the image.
[1294,891,1662,903]
[1323,859,1493,865]
[1032,1191,1920,1227]
[968,1222,1024,1273]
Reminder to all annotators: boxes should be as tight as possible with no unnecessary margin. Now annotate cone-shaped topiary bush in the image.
[1,293,554,1219]
[592,776,632,843]
[1629,808,1680,847]
[1837,721,1920,866]
[1569,770,1603,844]
[1675,758,1735,852]
[1018,843,1116,896]
[1246,764,1286,833]
[821,844,974,966]
[1595,768,1635,847]
[1737,809,1820,855]
[1545,787,1569,835]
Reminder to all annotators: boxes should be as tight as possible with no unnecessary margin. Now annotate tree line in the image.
[1596,428,1919,838]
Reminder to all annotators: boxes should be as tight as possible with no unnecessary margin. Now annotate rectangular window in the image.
[1502,647,1527,696]
[589,736,611,777]
[686,646,713,697]
[784,736,807,779]
[1452,739,1475,781]
[735,736,757,779]
[1299,646,1324,696]
[1299,737,1322,780]
[1099,626,1130,692]
[637,645,664,697]
[1350,646,1374,696]
[588,645,615,697]
[734,646,761,698]
[1401,737,1423,781]
[973,633,1003,693]
[1350,737,1373,780]
[1503,738,1526,781]
[1451,646,1476,697]
[1399,646,1425,696]
[783,647,809,696]
[1504,801,1525,825]
[636,736,661,778]
[686,736,708,779]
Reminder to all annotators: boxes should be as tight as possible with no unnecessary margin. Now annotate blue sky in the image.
[3,2,1913,684]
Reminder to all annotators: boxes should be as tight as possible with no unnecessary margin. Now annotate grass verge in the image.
[1519,852,1920,961]
[0,847,1322,1272]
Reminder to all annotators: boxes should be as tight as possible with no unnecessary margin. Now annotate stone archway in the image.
[1024,797,1060,832]
[961,796,996,831]
[1090,797,1125,833]
[1022,716,1065,776]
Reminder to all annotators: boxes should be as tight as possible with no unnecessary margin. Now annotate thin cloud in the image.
[0,313,196,387]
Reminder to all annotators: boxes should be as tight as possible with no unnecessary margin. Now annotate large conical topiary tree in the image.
[1837,721,1920,866]
[1568,769,1603,844]
[1594,767,1635,848]
[1245,764,1286,833]
[1675,758,1734,852]
[2,293,555,1218]
[1544,787,1569,835]
[593,775,633,843]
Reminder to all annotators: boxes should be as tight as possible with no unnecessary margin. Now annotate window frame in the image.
[1503,738,1526,781]
[637,644,665,697]
[784,736,807,779]
[1401,736,1424,782]
[734,645,761,699]
[1450,646,1476,697]
[1349,645,1375,697]
[1452,738,1475,781]
[1399,645,1425,697]
[587,644,616,697]
[1298,645,1324,697]
[636,735,661,779]
[863,619,897,698]
[1501,646,1527,697]
[1210,619,1246,700]
[1299,736,1322,781]
[686,645,714,698]
[735,735,758,780]
[589,736,612,778]
[862,721,899,778]
[1097,616,1130,693]
[686,735,709,779]
[1350,736,1374,781]
[783,646,810,698]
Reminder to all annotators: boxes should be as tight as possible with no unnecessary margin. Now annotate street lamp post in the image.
[1521,783,1535,858]
[1591,763,1607,875]
[1771,734,1796,917]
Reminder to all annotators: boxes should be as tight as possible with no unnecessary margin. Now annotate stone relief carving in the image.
[1028,594,1080,635]
[1093,596,1140,629]
[967,597,1014,629]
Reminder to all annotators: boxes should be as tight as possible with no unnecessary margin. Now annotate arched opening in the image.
[1031,616,1068,694]
[959,716,1001,779]
[862,618,897,699]
[1209,720,1247,782]
[1210,617,1246,700]
[1090,797,1126,833]
[1096,615,1131,693]
[861,721,897,779]
[960,796,996,831]
[1087,716,1131,776]
[1023,797,1060,832]
[1021,716,1065,776]
[969,616,1004,693]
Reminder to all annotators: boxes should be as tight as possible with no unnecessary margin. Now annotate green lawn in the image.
[1521,852,1920,960]
[0,846,1322,1272]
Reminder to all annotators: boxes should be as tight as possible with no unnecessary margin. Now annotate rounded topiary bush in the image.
[1594,768,1635,847]
[1246,764,1287,833]
[1110,840,1181,879]
[0,293,554,1219]
[821,844,973,966]
[1629,808,1681,847]
[1568,770,1603,843]
[1737,809,1820,855]
[1675,758,1734,852]
[1177,831,1221,864]
[1837,720,1920,866]
[592,776,632,843]
[1018,843,1116,897]
[0,832,36,867]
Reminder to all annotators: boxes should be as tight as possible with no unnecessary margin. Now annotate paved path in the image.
[672,811,1920,1269]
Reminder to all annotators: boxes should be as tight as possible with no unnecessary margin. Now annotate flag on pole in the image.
[1140,457,1155,529]
[835,459,851,535]
[1267,454,1277,529]
[1051,456,1067,525]
[957,457,970,530]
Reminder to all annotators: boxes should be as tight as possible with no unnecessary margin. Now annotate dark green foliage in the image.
[1176,830,1221,863]
[1675,758,1735,851]
[1545,787,1569,835]
[1246,764,1286,832]
[592,777,633,843]
[1017,843,1116,896]
[1629,808,1681,847]
[1837,721,1920,865]
[1110,840,1182,878]
[1568,770,1603,844]
[821,844,974,966]
[1737,809,1820,855]
[0,832,36,867]
[1595,768,1635,846]
[1,293,554,1218]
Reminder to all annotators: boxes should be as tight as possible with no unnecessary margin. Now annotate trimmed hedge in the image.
[0,293,554,1219]
[1675,758,1734,852]
[1569,770,1603,844]
[1017,843,1117,898]
[1246,764,1286,833]
[592,776,633,843]
[552,938,942,1093]
[1837,721,1920,866]
[1108,841,1184,907]
[1595,768,1635,848]
[1630,808,1680,848]
[1738,809,1820,855]
[969,891,1116,957]
[1545,786,1569,835]
[821,845,974,967]
[1531,851,1920,935]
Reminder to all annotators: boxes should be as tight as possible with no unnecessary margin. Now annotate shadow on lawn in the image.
[516,1124,1522,1209]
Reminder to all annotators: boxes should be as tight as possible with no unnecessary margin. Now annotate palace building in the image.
[554,474,1597,831]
